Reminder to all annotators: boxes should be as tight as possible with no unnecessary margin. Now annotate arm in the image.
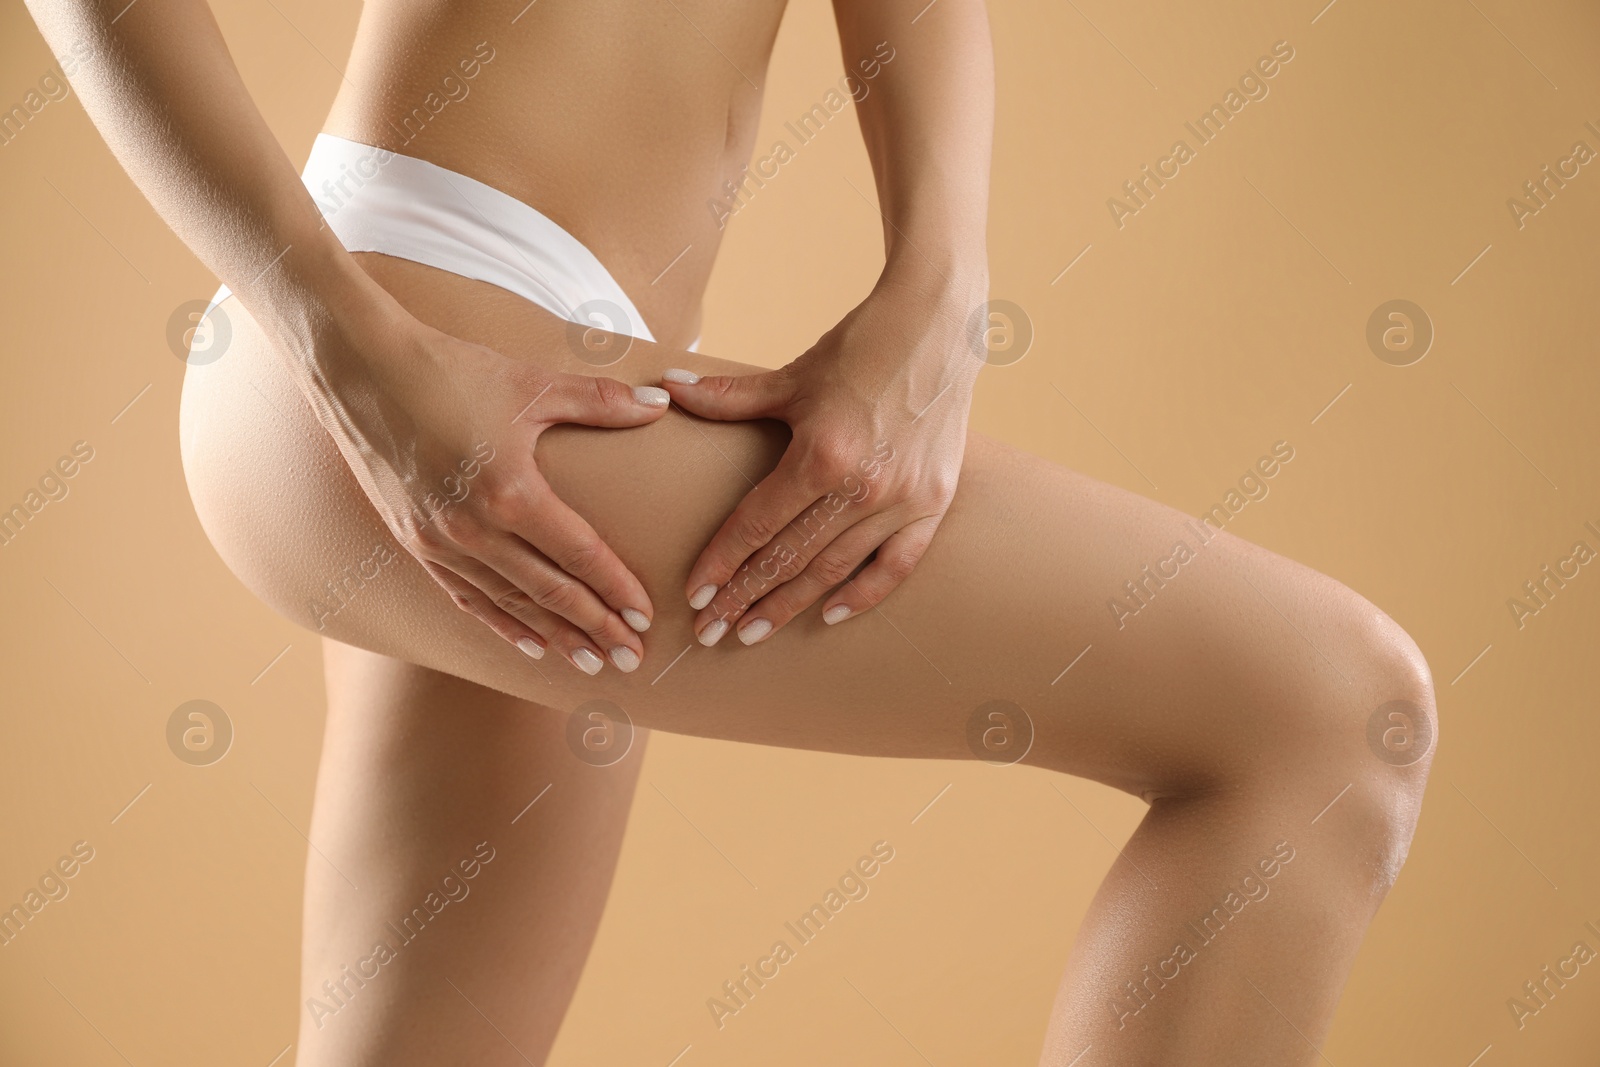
[25,0,672,675]
[662,0,994,644]
[836,0,993,293]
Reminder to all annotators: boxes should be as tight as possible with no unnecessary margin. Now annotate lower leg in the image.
[295,639,642,1066]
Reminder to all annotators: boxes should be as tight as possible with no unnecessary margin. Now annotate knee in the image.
[1278,602,1437,893]
[1334,603,1437,786]
[1158,584,1438,889]
[1357,610,1438,785]
[1356,611,1436,872]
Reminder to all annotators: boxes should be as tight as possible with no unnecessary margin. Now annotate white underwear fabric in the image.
[204,134,681,348]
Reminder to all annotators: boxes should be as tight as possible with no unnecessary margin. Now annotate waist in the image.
[208,134,706,354]
[315,1,785,344]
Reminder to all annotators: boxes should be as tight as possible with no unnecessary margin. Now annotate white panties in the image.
[205,134,678,348]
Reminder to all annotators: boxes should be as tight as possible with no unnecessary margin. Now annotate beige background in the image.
[3,0,1599,1063]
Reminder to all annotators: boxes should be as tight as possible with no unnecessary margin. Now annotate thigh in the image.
[296,638,644,1065]
[181,256,1404,798]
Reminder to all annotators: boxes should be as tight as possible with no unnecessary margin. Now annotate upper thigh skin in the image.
[180,254,1421,798]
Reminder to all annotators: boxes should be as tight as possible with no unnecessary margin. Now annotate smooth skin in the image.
[25,0,1437,1062]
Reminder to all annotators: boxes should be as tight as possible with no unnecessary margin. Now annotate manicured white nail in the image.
[738,618,772,645]
[633,385,670,407]
[516,636,545,660]
[689,583,718,610]
[571,647,604,675]
[823,605,853,625]
[609,646,640,673]
[663,367,700,385]
[621,608,650,633]
[699,618,729,646]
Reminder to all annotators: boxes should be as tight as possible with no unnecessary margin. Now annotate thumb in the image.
[659,367,792,421]
[532,372,672,429]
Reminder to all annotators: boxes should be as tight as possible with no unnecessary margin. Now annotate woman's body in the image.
[26,0,1437,1062]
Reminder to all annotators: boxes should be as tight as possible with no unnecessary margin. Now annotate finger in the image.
[509,475,655,634]
[727,518,892,646]
[471,537,647,674]
[818,517,941,626]
[659,366,791,422]
[528,372,672,428]
[684,449,824,611]
[446,552,638,676]
[691,490,869,643]
[420,559,553,664]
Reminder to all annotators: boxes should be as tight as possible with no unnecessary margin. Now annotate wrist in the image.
[873,254,988,375]
[882,240,987,294]
[247,227,407,367]
[880,244,988,337]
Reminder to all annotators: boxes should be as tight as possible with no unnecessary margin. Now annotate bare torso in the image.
[324,0,791,347]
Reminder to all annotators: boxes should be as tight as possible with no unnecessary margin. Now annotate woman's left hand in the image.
[661,270,987,647]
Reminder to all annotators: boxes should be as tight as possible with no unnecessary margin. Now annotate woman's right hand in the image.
[303,302,671,676]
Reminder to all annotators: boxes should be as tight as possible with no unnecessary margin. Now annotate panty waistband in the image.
[206,133,656,344]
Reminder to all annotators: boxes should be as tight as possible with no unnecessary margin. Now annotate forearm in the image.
[832,0,994,283]
[24,0,393,366]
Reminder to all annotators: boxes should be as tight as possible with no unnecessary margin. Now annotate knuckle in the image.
[538,622,577,648]
[474,478,519,522]
[553,536,603,580]
[878,546,921,583]
[536,577,585,618]
[587,374,629,409]
[585,618,626,646]
[410,522,449,555]
[492,588,535,618]
[807,551,857,588]
[735,510,782,550]
[430,506,478,549]
[775,547,812,584]
[747,540,802,585]
[809,440,852,477]
[833,479,878,513]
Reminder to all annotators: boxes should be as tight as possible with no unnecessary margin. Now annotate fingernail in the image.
[632,385,671,407]
[663,367,700,385]
[571,647,604,675]
[609,646,640,673]
[621,607,651,633]
[738,618,772,645]
[823,605,853,625]
[689,583,718,610]
[698,618,729,646]
[516,636,545,660]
